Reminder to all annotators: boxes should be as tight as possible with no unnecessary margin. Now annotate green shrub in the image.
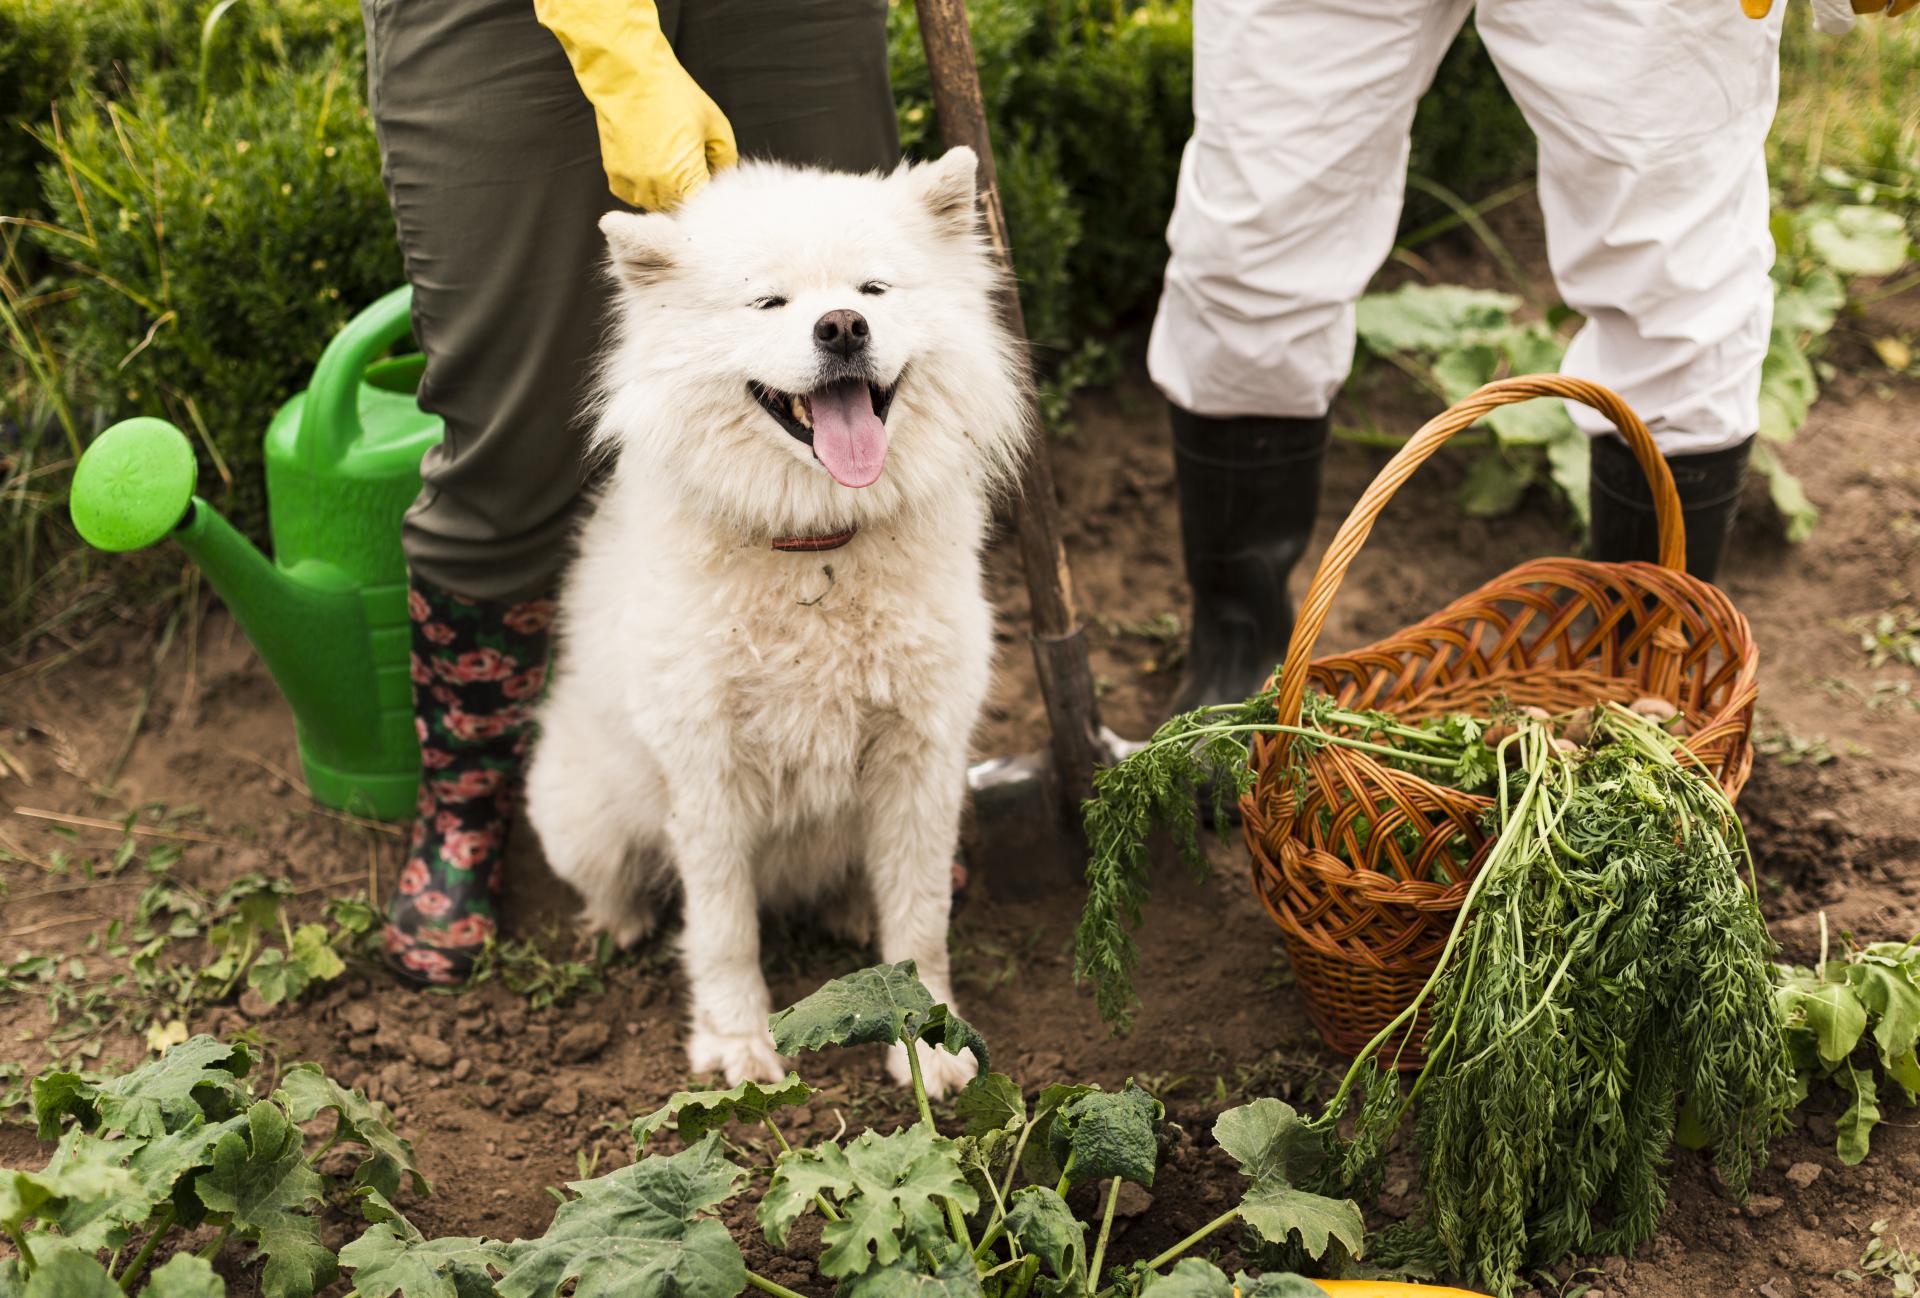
[0,0,362,218]
[0,0,89,218]
[33,56,399,538]
[1405,26,1536,227]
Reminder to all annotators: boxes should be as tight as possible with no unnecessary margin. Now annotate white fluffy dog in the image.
[525,147,1027,1096]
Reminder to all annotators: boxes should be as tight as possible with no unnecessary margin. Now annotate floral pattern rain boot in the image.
[383,578,554,985]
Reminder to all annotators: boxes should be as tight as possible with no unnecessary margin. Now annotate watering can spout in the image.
[70,417,418,818]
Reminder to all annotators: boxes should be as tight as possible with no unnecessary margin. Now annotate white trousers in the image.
[1147,0,1784,454]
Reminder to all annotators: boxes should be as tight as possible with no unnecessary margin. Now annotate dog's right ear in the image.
[600,211,678,290]
[904,146,980,241]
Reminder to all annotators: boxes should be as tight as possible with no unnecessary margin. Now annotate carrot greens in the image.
[1076,697,1793,1296]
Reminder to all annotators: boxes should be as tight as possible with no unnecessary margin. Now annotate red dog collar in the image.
[771,526,857,553]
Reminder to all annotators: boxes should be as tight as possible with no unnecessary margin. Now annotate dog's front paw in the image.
[687,1025,789,1085]
[887,1040,979,1099]
[579,904,655,952]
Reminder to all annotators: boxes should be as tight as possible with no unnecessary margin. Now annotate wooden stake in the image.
[913,0,1103,817]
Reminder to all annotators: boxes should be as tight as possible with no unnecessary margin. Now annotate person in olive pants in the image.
[362,0,898,985]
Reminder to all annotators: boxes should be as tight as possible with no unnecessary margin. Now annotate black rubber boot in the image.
[1588,434,1755,583]
[1168,405,1330,714]
[383,578,553,985]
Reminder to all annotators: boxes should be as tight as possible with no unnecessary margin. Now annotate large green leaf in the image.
[1455,452,1533,518]
[1214,1099,1364,1262]
[1772,271,1844,339]
[41,1124,187,1250]
[19,1247,119,1298]
[1835,1058,1882,1166]
[194,1101,336,1298]
[1019,1085,1094,1187]
[339,1193,509,1298]
[768,963,989,1070]
[1430,344,1499,404]
[276,1064,426,1200]
[1800,204,1912,278]
[496,1133,744,1298]
[1050,1083,1163,1188]
[1757,330,1819,448]
[1238,1182,1367,1262]
[761,1141,856,1249]
[838,1256,987,1298]
[1848,960,1920,1076]
[1751,442,1818,543]
[1354,284,1521,354]
[35,1038,255,1140]
[1779,980,1869,1064]
[1213,1100,1324,1187]
[1141,1258,1234,1298]
[631,1073,814,1146]
[1544,422,1591,530]
[953,1073,1025,1140]
[766,1127,976,1279]
[248,925,346,1007]
[139,1255,225,1298]
[1,1149,143,1237]
[1237,1273,1326,1298]
[1005,1186,1085,1285]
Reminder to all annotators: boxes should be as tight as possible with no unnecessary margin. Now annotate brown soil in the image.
[2,257,1917,1297]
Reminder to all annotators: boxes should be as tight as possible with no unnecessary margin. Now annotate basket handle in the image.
[1271,375,1684,733]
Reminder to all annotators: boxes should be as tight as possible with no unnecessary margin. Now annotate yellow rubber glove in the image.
[1741,0,1916,32]
[534,0,738,211]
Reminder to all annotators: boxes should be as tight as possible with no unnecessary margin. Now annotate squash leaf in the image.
[18,1247,119,1298]
[761,1126,977,1278]
[769,962,989,1071]
[631,1073,814,1146]
[138,1255,225,1298]
[954,1072,1026,1139]
[34,1037,254,1139]
[495,1133,745,1298]
[1019,1084,1095,1187]
[193,1101,336,1298]
[1835,1058,1883,1167]
[276,1063,426,1201]
[1214,1099,1364,1262]
[1006,1186,1086,1286]
[1050,1083,1163,1188]
[338,1192,509,1298]
[838,1255,987,1298]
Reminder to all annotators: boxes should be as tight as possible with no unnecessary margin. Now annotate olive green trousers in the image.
[362,0,898,599]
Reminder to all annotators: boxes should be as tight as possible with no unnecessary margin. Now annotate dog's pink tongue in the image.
[809,380,887,488]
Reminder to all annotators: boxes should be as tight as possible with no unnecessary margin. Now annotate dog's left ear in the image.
[904,146,980,240]
[600,211,680,290]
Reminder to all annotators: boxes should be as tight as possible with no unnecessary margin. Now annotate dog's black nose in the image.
[813,309,869,359]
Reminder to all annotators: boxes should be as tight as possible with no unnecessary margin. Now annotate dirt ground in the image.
[2,236,1917,1296]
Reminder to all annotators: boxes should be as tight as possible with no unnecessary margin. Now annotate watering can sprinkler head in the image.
[69,418,201,553]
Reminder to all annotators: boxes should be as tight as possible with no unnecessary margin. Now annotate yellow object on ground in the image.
[1741,0,1916,21]
[1315,1284,1487,1298]
[532,0,738,211]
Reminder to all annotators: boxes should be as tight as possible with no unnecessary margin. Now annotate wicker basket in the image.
[1241,376,1758,1064]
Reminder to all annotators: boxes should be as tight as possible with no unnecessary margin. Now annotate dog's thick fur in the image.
[525,148,1027,1095]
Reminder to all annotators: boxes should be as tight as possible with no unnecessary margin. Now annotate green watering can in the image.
[69,286,440,821]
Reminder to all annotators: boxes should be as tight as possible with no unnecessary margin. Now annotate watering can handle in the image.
[298,285,419,470]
